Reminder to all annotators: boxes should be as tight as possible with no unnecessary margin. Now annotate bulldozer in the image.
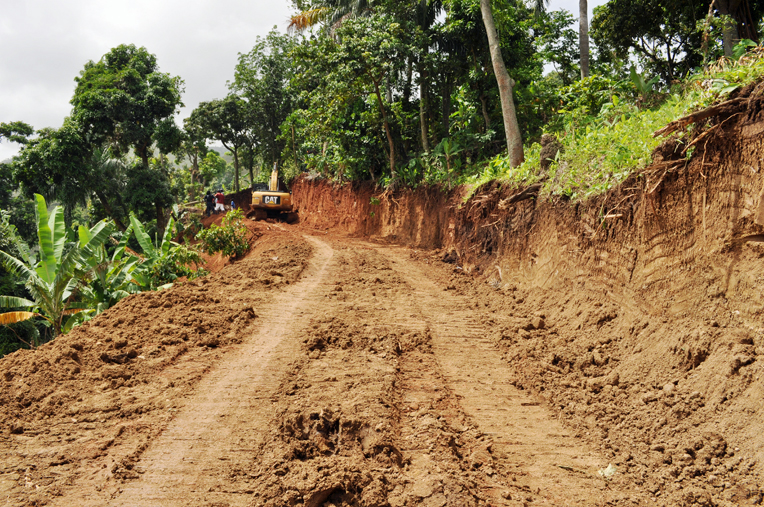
[248,163,298,223]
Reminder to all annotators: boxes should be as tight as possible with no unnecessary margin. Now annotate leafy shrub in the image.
[148,244,204,287]
[196,209,250,258]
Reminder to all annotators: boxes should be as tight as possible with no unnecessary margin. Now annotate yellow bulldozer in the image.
[248,163,298,223]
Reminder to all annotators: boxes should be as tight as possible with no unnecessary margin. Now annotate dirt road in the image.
[0,232,640,507]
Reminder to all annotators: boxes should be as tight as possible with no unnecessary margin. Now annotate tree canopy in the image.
[71,44,184,167]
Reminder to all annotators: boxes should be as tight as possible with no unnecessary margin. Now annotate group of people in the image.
[204,189,229,217]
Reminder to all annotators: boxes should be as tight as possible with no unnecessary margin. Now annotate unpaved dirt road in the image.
[14,232,639,507]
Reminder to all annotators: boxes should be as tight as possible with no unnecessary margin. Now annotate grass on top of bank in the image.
[473,46,764,201]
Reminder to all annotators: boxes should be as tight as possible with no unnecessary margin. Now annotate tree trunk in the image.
[233,150,240,192]
[156,203,168,242]
[222,142,241,192]
[442,74,452,138]
[94,189,127,231]
[419,62,430,152]
[579,0,589,78]
[418,0,430,152]
[479,91,491,132]
[372,78,396,177]
[717,0,743,57]
[479,0,524,167]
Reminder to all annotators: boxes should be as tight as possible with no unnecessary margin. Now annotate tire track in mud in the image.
[76,237,337,507]
[378,244,638,506]
[238,241,494,507]
[47,234,636,506]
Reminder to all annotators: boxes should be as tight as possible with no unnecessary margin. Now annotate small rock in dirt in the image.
[592,350,607,366]
[531,316,546,330]
[114,338,128,349]
[518,329,531,340]
[604,371,620,387]
[730,354,754,374]
[641,392,658,404]
[442,250,459,264]
[662,383,675,394]
[470,444,492,468]
[586,377,604,393]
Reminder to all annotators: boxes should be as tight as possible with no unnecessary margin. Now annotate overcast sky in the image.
[0,0,606,162]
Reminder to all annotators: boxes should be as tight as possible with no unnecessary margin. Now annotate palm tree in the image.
[479,0,524,166]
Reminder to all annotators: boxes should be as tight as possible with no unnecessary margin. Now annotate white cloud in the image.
[0,0,293,161]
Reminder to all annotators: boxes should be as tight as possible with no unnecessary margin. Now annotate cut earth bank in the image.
[291,86,764,506]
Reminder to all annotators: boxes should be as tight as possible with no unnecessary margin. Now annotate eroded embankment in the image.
[292,93,764,506]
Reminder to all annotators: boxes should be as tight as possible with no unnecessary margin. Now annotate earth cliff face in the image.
[290,94,764,506]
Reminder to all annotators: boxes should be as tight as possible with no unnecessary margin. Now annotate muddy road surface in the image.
[0,227,647,507]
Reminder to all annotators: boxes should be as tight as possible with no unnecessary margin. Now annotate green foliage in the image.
[475,49,764,201]
[198,151,228,184]
[0,194,113,338]
[291,14,411,179]
[0,121,34,145]
[147,244,203,287]
[196,209,250,259]
[232,28,297,168]
[71,44,184,166]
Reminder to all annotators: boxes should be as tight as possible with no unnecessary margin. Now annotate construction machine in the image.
[248,163,298,223]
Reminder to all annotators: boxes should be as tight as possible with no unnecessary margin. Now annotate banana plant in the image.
[128,212,177,290]
[70,223,140,326]
[0,194,112,338]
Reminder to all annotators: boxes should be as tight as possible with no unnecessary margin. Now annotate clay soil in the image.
[3,100,764,506]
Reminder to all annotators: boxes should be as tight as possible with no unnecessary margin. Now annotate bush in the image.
[196,209,250,258]
[149,244,204,287]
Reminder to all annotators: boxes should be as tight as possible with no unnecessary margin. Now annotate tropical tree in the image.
[74,224,139,318]
[186,96,248,191]
[479,0,524,166]
[71,44,185,168]
[232,29,297,171]
[590,0,705,83]
[0,195,113,338]
[127,213,201,289]
[198,151,228,186]
[0,121,34,145]
[294,14,410,178]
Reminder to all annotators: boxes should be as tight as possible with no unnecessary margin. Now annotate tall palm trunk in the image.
[579,0,590,78]
[479,0,524,167]
[419,0,430,152]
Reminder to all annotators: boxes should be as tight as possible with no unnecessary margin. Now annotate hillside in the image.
[2,85,764,506]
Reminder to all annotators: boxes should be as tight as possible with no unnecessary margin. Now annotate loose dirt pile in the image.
[0,224,311,506]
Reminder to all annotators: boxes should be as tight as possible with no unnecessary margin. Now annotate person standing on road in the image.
[204,190,214,217]
[215,189,226,214]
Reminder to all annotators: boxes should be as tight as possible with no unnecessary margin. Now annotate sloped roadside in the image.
[0,226,311,506]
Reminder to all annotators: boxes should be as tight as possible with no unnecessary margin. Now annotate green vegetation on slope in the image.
[474,47,764,200]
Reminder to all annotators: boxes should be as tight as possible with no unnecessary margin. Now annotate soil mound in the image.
[0,225,311,506]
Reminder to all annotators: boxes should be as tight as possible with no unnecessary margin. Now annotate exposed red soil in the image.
[2,91,764,507]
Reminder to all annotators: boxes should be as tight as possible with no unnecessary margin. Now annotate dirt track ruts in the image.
[76,236,336,506]
[48,234,639,506]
